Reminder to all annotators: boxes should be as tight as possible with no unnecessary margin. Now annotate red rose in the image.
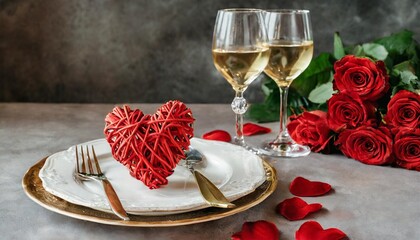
[393,128,420,171]
[384,90,420,129]
[335,126,394,165]
[231,220,280,240]
[333,55,390,101]
[287,110,333,152]
[327,91,377,133]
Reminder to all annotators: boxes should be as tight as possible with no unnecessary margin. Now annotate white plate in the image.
[39,138,266,216]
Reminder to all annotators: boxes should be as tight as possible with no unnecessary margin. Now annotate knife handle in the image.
[193,170,236,209]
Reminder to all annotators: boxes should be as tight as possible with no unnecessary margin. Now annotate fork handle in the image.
[101,179,130,221]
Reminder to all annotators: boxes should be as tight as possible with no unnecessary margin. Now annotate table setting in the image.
[2,7,419,240]
[25,136,276,226]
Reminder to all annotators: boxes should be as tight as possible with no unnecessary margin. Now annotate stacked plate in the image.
[23,138,277,226]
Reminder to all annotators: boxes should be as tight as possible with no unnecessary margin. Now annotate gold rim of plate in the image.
[22,157,277,227]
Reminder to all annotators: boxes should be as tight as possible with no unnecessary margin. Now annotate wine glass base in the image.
[258,141,311,158]
[233,137,260,155]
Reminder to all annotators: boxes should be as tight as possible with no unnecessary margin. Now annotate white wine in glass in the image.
[212,9,269,149]
[213,49,270,92]
[259,10,314,157]
[264,41,313,87]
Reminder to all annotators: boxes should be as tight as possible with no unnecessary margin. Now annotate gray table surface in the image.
[1,103,419,240]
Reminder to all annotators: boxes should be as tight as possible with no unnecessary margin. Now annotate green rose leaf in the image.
[393,70,419,93]
[393,60,415,72]
[390,60,420,94]
[246,77,280,122]
[374,30,414,55]
[400,70,418,84]
[292,53,334,97]
[246,103,279,123]
[362,43,388,60]
[308,81,335,104]
[260,76,280,106]
[352,45,364,56]
[288,88,314,115]
[334,32,345,60]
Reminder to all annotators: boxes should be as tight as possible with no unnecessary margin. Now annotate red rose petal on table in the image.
[296,221,347,240]
[243,123,271,136]
[231,220,280,240]
[290,177,332,197]
[276,197,322,221]
[202,130,231,142]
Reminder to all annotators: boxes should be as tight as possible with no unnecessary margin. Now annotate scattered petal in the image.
[290,177,332,197]
[202,130,231,142]
[276,197,322,221]
[243,123,272,136]
[231,220,280,240]
[296,221,347,240]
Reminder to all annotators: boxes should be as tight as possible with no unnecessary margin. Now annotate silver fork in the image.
[75,145,130,221]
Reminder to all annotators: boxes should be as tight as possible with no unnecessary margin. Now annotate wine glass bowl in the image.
[212,49,270,93]
[264,41,313,87]
[212,9,270,148]
[259,9,314,157]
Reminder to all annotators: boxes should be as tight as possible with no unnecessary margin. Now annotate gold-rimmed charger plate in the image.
[22,157,277,227]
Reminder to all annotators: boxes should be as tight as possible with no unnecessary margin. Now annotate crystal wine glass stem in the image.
[235,113,245,145]
[231,91,247,146]
[276,86,291,143]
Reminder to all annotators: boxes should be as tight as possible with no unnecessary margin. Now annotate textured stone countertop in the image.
[1,103,419,240]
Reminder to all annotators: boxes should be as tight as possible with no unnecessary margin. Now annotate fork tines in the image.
[75,145,103,176]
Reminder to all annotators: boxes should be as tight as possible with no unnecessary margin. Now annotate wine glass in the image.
[212,9,270,149]
[258,9,314,157]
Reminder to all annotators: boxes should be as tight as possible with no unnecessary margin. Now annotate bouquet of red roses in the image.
[287,55,420,170]
[249,30,420,171]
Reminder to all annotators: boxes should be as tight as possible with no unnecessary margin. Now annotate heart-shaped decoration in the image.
[104,101,195,189]
[295,221,347,240]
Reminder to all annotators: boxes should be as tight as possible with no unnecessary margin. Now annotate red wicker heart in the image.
[104,101,195,189]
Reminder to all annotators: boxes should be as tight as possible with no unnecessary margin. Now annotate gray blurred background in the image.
[1,0,419,103]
